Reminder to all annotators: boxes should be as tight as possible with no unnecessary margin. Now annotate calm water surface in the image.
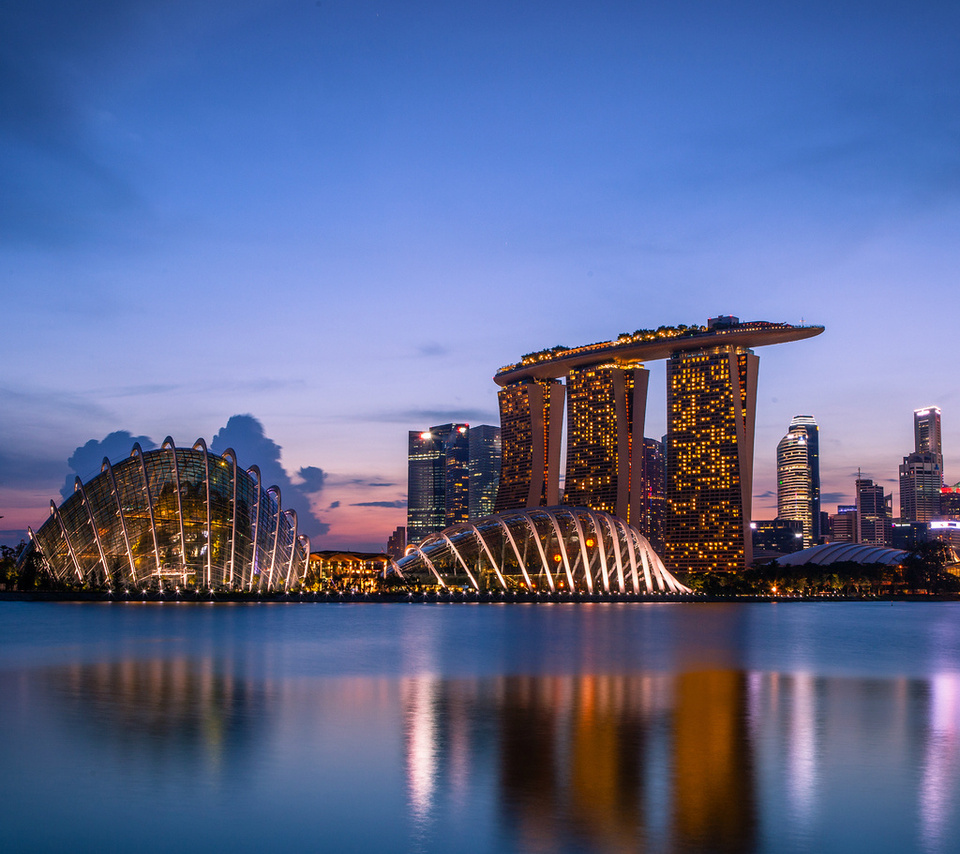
[1,601,959,853]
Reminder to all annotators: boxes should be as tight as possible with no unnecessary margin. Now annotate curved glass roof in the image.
[31,438,309,591]
[394,506,690,594]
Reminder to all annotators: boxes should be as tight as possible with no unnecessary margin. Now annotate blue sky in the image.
[2,0,958,550]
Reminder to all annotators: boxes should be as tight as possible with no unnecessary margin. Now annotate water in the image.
[1,601,959,853]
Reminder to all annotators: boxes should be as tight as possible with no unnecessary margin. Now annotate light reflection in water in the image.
[921,673,960,850]
[397,670,960,854]
[3,603,960,854]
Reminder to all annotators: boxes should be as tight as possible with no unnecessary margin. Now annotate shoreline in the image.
[2,590,958,604]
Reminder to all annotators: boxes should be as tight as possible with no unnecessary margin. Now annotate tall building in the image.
[899,453,942,522]
[914,407,943,469]
[468,425,501,519]
[900,407,944,523]
[856,477,890,546]
[492,317,823,572]
[664,342,759,573]
[562,363,649,525]
[637,438,666,554]
[776,415,821,547]
[494,379,564,511]
[407,423,470,543]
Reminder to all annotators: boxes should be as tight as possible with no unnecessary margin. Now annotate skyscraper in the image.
[407,423,470,543]
[664,343,759,573]
[914,407,943,469]
[776,415,821,547]
[900,407,944,523]
[855,477,890,546]
[899,453,942,522]
[562,363,649,524]
[637,438,666,554]
[468,424,501,519]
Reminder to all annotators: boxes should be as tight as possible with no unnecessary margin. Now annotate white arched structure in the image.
[393,506,690,594]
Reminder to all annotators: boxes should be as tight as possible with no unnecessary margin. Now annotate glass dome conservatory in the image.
[30,438,309,591]
[394,506,689,594]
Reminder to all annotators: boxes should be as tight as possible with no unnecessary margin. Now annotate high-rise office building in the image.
[776,415,821,547]
[407,423,470,543]
[637,438,666,554]
[494,379,564,511]
[914,407,943,468]
[900,407,944,523]
[856,477,890,546]
[562,364,649,524]
[899,453,942,522]
[468,425,501,519]
[664,343,759,573]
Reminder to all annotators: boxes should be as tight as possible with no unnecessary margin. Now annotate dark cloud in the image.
[350,500,408,509]
[328,501,340,510]
[820,491,850,505]
[367,482,395,488]
[210,415,329,538]
[61,431,157,500]
[296,466,327,493]
[754,490,775,500]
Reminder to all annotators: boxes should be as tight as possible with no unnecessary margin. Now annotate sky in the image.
[2,0,959,551]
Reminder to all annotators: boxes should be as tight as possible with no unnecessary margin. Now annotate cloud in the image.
[61,431,157,500]
[210,415,329,538]
[820,491,850,505]
[367,482,395,488]
[328,501,340,510]
[349,500,408,509]
[296,466,327,493]
[754,490,775,500]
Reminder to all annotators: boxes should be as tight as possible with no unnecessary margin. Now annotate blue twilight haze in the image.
[2,1,958,549]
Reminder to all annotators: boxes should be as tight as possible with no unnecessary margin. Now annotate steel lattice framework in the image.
[394,506,690,594]
[31,438,310,591]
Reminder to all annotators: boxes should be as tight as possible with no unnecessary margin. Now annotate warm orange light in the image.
[585,539,594,547]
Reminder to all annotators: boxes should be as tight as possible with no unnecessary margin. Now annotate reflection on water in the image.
[47,658,273,777]
[2,604,960,853]
[399,670,960,854]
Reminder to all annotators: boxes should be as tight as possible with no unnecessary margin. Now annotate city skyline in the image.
[2,1,959,551]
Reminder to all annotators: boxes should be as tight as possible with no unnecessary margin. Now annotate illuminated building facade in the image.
[494,379,564,511]
[941,484,960,519]
[468,424,501,519]
[856,477,891,546]
[30,438,309,591]
[664,345,759,572]
[638,438,666,553]
[776,415,821,547]
[493,318,822,573]
[407,424,470,543]
[562,364,649,525]
[915,406,943,469]
[901,407,944,523]
[900,453,943,523]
